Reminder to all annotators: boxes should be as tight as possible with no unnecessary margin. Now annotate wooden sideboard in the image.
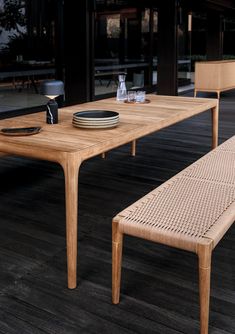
[194,60,235,99]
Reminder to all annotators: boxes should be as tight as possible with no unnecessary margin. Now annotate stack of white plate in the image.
[72,110,119,129]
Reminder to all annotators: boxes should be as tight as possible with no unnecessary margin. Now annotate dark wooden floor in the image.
[0,91,234,334]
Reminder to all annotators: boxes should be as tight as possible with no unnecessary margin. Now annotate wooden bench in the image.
[112,136,235,334]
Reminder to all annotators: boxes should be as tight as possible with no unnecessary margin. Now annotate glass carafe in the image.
[116,73,127,101]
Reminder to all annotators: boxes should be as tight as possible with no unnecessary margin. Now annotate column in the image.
[63,0,94,104]
[157,0,178,95]
[206,10,223,60]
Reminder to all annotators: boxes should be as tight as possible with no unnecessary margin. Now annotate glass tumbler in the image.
[127,90,136,102]
[136,91,146,103]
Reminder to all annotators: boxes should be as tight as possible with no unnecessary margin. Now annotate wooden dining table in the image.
[0,94,219,289]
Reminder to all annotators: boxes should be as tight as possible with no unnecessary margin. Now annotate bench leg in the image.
[194,90,197,97]
[112,220,123,304]
[198,241,213,334]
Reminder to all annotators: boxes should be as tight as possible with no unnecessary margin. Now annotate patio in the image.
[0,90,234,333]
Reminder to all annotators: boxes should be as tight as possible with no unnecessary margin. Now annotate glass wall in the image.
[223,17,235,59]
[190,12,206,84]
[1,1,233,113]
[152,9,158,86]
[94,1,156,97]
[0,0,57,113]
[94,1,210,97]
[177,9,192,90]
[176,10,207,90]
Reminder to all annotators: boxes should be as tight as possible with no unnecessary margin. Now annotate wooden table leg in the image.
[131,140,136,156]
[211,104,219,149]
[62,155,81,289]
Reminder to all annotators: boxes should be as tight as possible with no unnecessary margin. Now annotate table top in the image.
[0,94,218,163]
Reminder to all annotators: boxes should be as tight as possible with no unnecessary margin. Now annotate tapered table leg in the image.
[131,140,136,156]
[62,155,81,289]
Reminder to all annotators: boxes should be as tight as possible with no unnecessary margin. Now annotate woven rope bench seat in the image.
[112,136,235,334]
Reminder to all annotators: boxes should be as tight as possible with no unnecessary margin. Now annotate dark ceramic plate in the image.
[0,126,42,136]
[73,110,119,120]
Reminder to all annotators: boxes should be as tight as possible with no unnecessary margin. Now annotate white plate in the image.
[72,118,119,125]
[72,122,119,129]
[73,115,119,122]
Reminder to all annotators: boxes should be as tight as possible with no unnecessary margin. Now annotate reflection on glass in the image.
[187,12,206,88]
[0,0,56,112]
[94,5,153,96]
[223,17,235,60]
[152,10,158,85]
[107,15,120,38]
[177,8,192,91]
[142,9,150,33]
[153,11,158,33]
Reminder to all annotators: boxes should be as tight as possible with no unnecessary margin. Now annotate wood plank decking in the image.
[0,91,234,333]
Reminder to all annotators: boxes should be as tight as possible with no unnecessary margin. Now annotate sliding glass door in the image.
[0,0,61,114]
[94,2,156,97]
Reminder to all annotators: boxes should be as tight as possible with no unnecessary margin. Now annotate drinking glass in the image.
[127,90,136,102]
[136,91,146,103]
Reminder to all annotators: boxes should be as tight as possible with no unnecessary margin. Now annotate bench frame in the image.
[112,136,235,334]
[112,223,213,334]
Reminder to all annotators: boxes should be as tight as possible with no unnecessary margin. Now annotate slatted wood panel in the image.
[0,91,233,333]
